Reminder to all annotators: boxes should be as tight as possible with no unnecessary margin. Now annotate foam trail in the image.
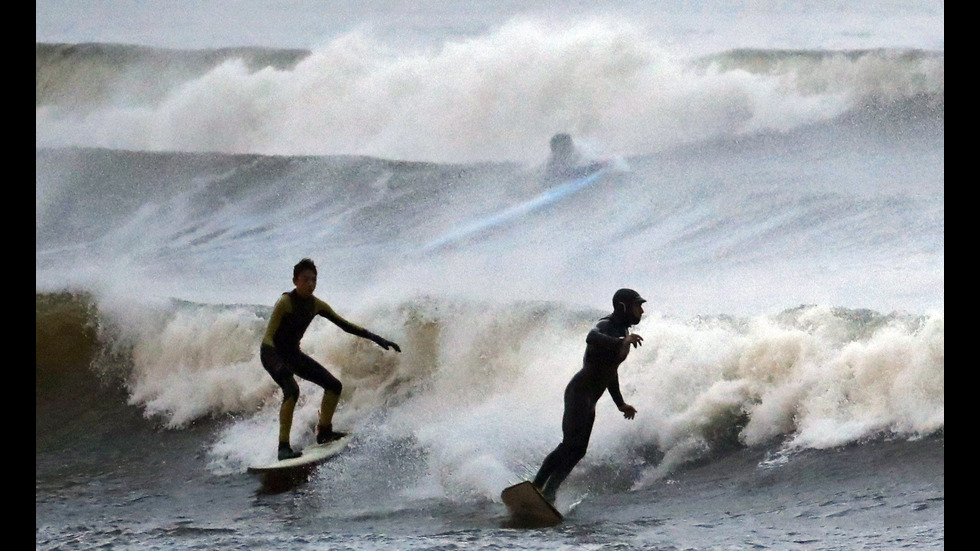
[421,165,612,252]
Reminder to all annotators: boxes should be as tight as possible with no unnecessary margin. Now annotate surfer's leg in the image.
[533,445,564,490]
[289,353,346,443]
[537,391,596,501]
[540,416,594,500]
[533,437,590,502]
[277,395,301,458]
[260,345,302,459]
[316,391,345,443]
[534,386,577,491]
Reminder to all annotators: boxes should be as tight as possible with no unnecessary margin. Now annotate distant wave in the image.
[702,47,944,109]
[35,18,944,162]
[36,42,310,108]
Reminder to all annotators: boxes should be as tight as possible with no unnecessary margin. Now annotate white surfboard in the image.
[247,437,349,474]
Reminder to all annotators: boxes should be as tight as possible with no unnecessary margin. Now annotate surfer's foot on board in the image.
[316,424,348,444]
[537,483,557,505]
[278,443,302,461]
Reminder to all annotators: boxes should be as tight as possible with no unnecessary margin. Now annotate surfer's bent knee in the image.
[282,378,300,402]
[259,345,301,401]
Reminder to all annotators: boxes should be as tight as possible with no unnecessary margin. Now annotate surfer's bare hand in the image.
[624,334,643,348]
[620,404,637,420]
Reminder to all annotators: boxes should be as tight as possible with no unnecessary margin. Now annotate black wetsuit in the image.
[260,290,373,400]
[533,313,632,499]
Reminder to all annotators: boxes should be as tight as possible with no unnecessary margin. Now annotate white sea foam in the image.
[90,294,941,490]
[35,18,942,163]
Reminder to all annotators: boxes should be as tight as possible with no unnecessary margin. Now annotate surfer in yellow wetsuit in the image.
[261,258,401,460]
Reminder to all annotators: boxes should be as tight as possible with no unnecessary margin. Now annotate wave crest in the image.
[36,18,943,162]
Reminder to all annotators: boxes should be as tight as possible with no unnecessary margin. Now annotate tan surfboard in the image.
[501,481,564,527]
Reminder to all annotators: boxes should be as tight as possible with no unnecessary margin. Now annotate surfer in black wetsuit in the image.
[261,258,401,460]
[533,288,645,502]
[544,133,607,181]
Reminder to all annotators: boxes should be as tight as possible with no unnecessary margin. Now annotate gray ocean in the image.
[37,3,943,549]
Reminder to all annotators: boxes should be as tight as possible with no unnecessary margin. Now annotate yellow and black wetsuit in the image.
[533,313,631,500]
[260,290,374,401]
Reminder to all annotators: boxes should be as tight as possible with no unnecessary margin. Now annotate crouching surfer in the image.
[544,133,608,181]
[260,258,401,460]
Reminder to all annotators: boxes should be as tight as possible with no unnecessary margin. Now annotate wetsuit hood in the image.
[610,288,645,326]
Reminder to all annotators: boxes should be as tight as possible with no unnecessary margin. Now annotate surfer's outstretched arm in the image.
[316,299,401,352]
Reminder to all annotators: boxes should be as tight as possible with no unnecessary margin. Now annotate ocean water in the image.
[37,2,943,549]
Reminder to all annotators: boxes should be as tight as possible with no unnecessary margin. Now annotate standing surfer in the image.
[260,258,401,460]
[532,288,644,502]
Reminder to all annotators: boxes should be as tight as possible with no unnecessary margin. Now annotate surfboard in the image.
[501,481,564,528]
[247,437,349,474]
[421,165,610,252]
